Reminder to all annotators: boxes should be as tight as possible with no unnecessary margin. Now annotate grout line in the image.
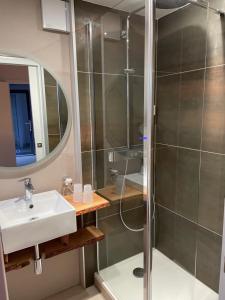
[156,203,222,238]
[156,142,225,157]
[77,70,144,78]
[81,144,143,154]
[156,63,225,79]
[98,204,145,221]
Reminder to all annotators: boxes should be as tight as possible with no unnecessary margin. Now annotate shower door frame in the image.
[143,0,155,299]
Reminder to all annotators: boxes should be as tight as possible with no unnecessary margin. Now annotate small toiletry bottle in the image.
[83,184,93,203]
[62,176,73,196]
[73,183,83,202]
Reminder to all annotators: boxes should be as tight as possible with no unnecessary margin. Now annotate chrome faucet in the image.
[18,178,35,208]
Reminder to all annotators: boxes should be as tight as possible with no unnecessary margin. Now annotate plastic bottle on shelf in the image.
[83,184,93,203]
[73,183,83,202]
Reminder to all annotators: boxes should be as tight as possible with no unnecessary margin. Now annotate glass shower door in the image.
[90,2,147,300]
[153,0,224,299]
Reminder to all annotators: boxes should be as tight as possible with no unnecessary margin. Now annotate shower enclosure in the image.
[75,0,225,299]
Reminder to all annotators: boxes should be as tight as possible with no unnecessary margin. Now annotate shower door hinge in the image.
[153,105,156,116]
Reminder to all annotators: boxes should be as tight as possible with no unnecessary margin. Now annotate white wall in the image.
[0,0,80,298]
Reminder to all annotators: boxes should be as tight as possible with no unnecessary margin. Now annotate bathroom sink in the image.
[0,190,77,254]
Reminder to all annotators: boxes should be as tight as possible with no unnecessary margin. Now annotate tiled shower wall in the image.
[75,0,145,285]
[155,1,225,292]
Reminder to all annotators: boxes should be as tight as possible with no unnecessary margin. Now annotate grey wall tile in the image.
[156,74,180,145]
[82,151,93,185]
[198,152,225,235]
[45,86,60,135]
[178,70,204,149]
[130,15,145,76]
[155,145,177,210]
[157,12,182,74]
[84,244,97,287]
[78,72,92,152]
[130,75,144,146]
[75,0,107,73]
[94,74,127,149]
[180,5,207,72]
[99,207,144,266]
[202,66,225,154]
[175,148,200,222]
[155,205,175,260]
[95,148,142,191]
[174,215,196,274]
[206,0,225,67]
[196,227,222,292]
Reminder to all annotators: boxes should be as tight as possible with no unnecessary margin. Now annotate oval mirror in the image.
[0,55,69,168]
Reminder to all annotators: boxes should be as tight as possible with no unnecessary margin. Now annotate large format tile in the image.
[155,145,177,210]
[130,75,144,146]
[75,0,107,73]
[180,5,207,72]
[99,207,144,267]
[156,74,180,145]
[178,70,204,149]
[206,0,225,67]
[156,206,197,274]
[82,151,93,186]
[175,148,200,222]
[155,205,175,260]
[78,72,92,152]
[198,152,225,235]
[129,15,145,76]
[202,65,225,154]
[94,74,127,149]
[174,215,196,274]
[95,148,142,190]
[196,227,222,292]
[45,86,60,135]
[157,11,182,74]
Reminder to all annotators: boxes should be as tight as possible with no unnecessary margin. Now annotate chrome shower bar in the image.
[189,0,225,16]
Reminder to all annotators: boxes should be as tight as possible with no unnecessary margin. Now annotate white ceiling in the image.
[82,0,180,19]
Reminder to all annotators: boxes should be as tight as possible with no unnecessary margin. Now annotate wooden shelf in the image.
[64,193,109,216]
[97,185,143,202]
[5,226,104,272]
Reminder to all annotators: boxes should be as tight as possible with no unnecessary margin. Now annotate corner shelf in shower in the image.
[64,193,110,215]
[4,226,104,272]
[97,185,143,202]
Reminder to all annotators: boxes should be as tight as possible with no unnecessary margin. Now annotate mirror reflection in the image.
[0,56,68,168]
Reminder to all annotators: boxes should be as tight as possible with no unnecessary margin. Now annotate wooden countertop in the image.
[97,185,143,202]
[64,193,109,216]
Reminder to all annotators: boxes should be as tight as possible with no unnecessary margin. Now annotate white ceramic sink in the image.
[0,190,77,254]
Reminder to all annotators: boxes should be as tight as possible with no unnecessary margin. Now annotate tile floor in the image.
[45,286,106,300]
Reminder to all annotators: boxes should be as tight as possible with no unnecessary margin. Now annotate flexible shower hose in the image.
[119,157,144,232]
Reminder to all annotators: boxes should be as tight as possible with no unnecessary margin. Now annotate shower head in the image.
[156,0,188,9]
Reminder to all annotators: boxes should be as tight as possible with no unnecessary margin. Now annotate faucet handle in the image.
[18,177,32,185]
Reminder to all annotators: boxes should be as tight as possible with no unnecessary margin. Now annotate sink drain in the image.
[133,267,144,278]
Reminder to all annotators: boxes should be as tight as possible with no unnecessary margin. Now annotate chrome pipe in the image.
[34,244,42,275]
[126,15,131,149]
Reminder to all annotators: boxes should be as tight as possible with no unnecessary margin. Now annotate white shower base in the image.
[97,250,218,300]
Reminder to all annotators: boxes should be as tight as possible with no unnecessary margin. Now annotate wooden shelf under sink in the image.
[4,226,104,272]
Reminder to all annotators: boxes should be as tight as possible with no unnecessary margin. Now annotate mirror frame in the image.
[0,54,72,179]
